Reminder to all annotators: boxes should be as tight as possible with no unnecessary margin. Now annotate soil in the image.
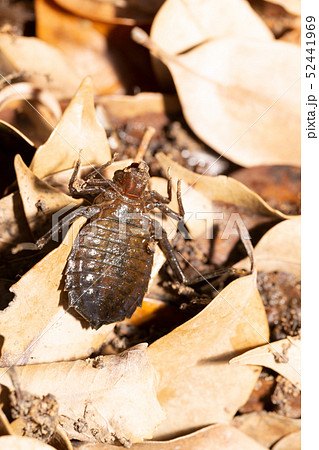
[257,271,301,341]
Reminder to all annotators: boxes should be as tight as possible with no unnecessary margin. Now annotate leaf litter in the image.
[0,1,302,448]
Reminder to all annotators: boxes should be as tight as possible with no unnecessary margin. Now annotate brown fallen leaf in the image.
[232,411,301,448]
[151,0,272,56]
[155,153,294,265]
[0,218,114,367]
[0,345,165,445]
[156,153,292,221]
[0,191,33,253]
[0,81,62,146]
[73,423,267,449]
[272,429,301,450]
[0,34,82,100]
[150,0,273,89]
[35,0,123,96]
[230,165,301,216]
[98,92,180,122]
[0,120,35,195]
[134,30,300,167]
[147,272,269,439]
[0,435,56,449]
[0,406,11,436]
[54,0,164,25]
[269,0,300,15]
[230,336,301,389]
[29,77,111,179]
[235,218,301,277]
[14,154,83,237]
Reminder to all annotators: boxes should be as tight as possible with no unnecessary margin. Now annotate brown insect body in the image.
[65,195,154,329]
[63,161,179,329]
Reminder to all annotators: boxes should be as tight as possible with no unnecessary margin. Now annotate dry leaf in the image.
[269,0,300,15]
[235,218,301,277]
[155,153,293,262]
[150,0,272,89]
[35,0,123,95]
[74,423,267,449]
[232,411,301,448]
[0,120,35,195]
[151,0,273,56]
[29,77,111,179]
[230,336,301,389]
[0,345,165,445]
[156,153,293,221]
[135,31,300,167]
[54,0,164,25]
[14,154,83,236]
[272,430,301,450]
[0,191,32,253]
[0,435,55,449]
[0,34,82,100]
[0,406,11,436]
[0,218,114,367]
[98,92,180,121]
[147,272,269,439]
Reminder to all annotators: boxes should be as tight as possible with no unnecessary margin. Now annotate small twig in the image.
[134,126,155,161]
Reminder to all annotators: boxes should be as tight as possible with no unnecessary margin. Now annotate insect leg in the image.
[152,202,183,222]
[153,219,248,287]
[149,178,185,219]
[153,220,187,284]
[36,206,100,249]
[69,158,114,195]
[149,168,172,204]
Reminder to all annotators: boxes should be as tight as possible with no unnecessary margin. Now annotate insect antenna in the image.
[84,152,119,182]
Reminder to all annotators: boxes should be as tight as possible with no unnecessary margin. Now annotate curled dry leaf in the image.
[235,217,301,277]
[14,154,83,236]
[0,34,82,100]
[135,30,300,167]
[29,77,111,179]
[232,411,301,448]
[0,344,165,445]
[147,272,269,439]
[0,119,35,196]
[0,406,11,435]
[151,0,272,56]
[0,218,114,367]
[35,0,123,96]
[0,435,55,449]
[0,82,61,125]
[230,336,301,389]
[272,430,301,450]
[73,423,267,449]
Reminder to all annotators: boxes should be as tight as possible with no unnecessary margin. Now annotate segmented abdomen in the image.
[65,214,153,329]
